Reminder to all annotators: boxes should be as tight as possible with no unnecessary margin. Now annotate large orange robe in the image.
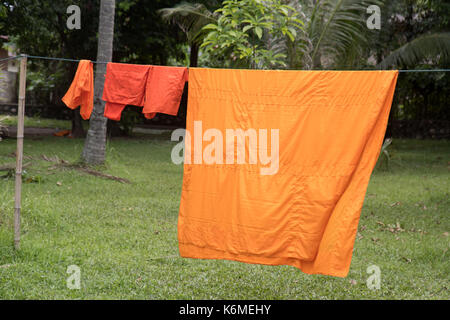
[178,68,398,277]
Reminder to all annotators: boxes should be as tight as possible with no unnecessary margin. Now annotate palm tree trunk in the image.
[82,0,115,164]
[190,43,199,67]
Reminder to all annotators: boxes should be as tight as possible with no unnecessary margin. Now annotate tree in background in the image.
[0,0,189,138]
[115,0,187,65]
[163,0,450,137]
[285,0,379,70]
[159,1,220,67]
[373,0,450,68]
[1,0,100,137]
[163,0,450,70]
[160,0,380,70]
[371,0,450,135]
[2,0,449,139]
[199,0,304,69]
[81,0,115,164]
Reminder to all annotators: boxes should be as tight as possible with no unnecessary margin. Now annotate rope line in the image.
[25,54,108,64]
[398,69,450,73]
[0,55,22,63]
[1,54,450,72]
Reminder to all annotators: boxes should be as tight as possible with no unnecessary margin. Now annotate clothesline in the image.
[1,54,450,73]
[0,54,107,64]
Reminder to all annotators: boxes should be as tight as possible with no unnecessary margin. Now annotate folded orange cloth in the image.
[53,130,71,137]
[142,65,188,119]
[102,62,151,121]
[62,60,94,120]
[178,68,398,277]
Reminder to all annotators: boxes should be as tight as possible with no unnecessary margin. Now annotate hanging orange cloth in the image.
[178,68,399,278]
[102,62,151,121]
[62,60,94,120]
[142,65,188,119]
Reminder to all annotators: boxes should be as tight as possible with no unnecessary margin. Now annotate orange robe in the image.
[142,65,188,119]
[102,63,150,121]
[102,63,188,121]
[62,60,94,120]
[178,68,398,277]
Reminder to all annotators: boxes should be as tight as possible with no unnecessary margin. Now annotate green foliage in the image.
[1,0,191,134]
[0,0,190,104]
[292,0,380,70]
[114,0,187,65]
[0,5,6,30]
[372,1,450,123]
[379,33,450,69]
[1,1,99,61]
[26,68,66,105]
[3,0,449,125]
[159,2,218,46]
[200,0,304,69]
[1,1,100,106]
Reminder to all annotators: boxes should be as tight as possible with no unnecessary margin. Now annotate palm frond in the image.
[378,33,450,69]
[310,0,378,68]
[158,2,216,45]
[285,0,313,69]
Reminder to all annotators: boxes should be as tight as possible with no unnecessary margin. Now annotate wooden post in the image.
[14,54,27,250]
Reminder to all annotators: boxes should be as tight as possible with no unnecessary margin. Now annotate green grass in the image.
[0,115,71,130]
[0,137,448,299]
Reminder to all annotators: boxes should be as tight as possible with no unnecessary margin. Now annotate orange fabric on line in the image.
[102,62,151,121]
[178,68,399,278]
[142,65,188,119]
[53,130,71,137]
[104,102,128,121]
[62,60,94,120]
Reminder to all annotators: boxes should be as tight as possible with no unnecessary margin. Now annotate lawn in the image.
[0,115,72,130]
[0,135,448,299]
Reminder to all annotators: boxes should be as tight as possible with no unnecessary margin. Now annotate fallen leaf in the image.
[56,181,62,186]
[349,279,357,285]
[390,202,401,207]
[401,257,412,263]
[443,232,449,237]
[395,222,405,232]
